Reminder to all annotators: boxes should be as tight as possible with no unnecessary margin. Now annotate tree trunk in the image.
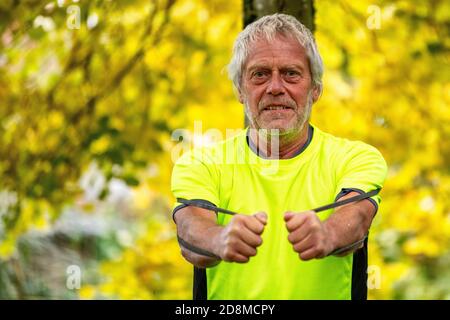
[242,0,315,125]
[244,0,315,31]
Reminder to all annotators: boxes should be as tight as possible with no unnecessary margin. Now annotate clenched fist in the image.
[215,212,267,263]
[284,211,335,261]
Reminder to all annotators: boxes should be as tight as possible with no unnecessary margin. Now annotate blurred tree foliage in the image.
[0,0,242,299]
[313,0,450,299]
[0,0,449,299]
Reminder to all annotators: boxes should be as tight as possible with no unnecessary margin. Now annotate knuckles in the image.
[297,244,328,260]
[287,232,297,244]
[221,212,330,262]
[220,216,263,262]
[222,248,237,261]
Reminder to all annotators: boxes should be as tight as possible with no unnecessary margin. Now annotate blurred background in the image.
[0,0,449,299]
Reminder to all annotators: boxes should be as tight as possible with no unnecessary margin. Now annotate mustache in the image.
[258,98,297,111]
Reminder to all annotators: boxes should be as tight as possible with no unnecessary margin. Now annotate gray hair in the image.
[227,13,323,93]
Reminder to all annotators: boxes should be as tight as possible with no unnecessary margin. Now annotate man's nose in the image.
[266,72,285,96]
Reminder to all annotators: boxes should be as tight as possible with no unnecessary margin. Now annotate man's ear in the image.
[311,84,322,103]
[238,88,245,104]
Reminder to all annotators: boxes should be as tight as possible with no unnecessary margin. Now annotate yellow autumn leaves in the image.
[1,0,448,299]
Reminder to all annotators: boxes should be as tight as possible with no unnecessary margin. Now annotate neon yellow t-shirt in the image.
[171,124,387,300]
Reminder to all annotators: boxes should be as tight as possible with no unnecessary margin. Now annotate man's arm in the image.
[284,191,376,260]
[323,191,376,256]
[174,206,222,268]
[175,206,267,268]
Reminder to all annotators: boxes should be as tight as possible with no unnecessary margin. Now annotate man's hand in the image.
[284,211,335,261]
[214,212,267,263]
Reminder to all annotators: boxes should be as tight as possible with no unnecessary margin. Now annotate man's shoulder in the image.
[314,125,384,159]
[174,129,246,166]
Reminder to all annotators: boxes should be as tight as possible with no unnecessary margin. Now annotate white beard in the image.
[244,89,314,139]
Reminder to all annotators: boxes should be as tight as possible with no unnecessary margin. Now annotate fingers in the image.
[222,250,251,263]
[222,238,257,262]
[218,213,267,263]
[253,212,268,225]
[291,233,315,253]
[284,211,331,261]
[298,247,320,261]
[232,214,265,247]
[297,240,330,260]
[241,212,267,234]
[287,213,321,244]
[232,254,251,263]
[284,211,315,233]
[283,211,295,221]
[239,227,264,247]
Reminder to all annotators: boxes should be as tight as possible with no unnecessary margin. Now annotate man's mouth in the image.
[262,105,293,111]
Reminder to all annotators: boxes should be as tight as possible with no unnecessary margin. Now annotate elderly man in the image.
[171,14,387,300]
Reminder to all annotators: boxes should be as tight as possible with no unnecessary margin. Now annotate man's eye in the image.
[252,71,268,79]
[286,70,300,77]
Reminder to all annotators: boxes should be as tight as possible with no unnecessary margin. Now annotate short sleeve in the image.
[335,142,388,210]
[170,147,220,220]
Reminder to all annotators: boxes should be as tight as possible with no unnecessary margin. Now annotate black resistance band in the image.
[176,188,380,258]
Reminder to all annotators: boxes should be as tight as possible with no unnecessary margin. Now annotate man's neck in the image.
[248,124,311,159]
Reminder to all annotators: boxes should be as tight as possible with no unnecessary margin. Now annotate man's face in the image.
[239,34,319,135]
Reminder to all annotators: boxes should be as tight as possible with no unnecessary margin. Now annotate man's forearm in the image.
[175,208,223,268]
[323,194,376,256]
